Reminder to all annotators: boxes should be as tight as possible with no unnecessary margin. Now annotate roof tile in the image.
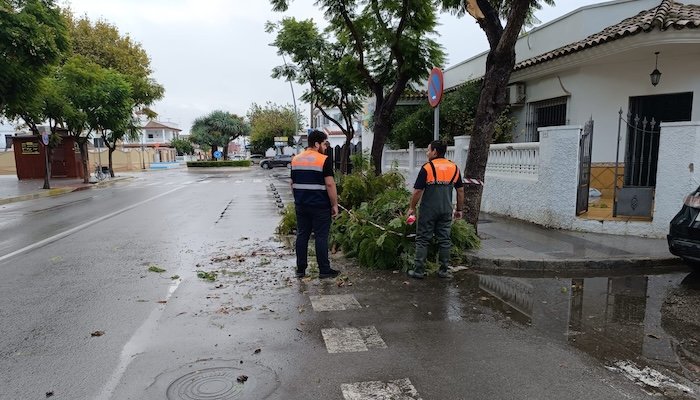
[515,0,700,71]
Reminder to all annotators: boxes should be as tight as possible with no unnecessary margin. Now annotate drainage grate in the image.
[167,367,244,400]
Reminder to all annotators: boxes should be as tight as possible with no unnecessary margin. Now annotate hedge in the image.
[186,160,251,167]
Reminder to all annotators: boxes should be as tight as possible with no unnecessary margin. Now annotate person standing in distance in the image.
[291,130,340,279]
[407,140,465,279]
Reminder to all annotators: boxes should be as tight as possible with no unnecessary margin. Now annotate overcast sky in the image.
[61,0,600,133]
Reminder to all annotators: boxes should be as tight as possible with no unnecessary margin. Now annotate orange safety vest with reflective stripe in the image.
[419,158,462,214]
[291,150,330,207]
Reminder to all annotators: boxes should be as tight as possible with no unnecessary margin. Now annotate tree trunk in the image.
[222,141,229,160]
[340,134,352,175]
[42,144,52,190]
[211,145,218,160]
[371,112,390,176]
[79,140,90,184]
[108,147,115,177]
[463,55,524,228]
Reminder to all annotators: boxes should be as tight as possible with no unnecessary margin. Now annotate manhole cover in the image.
[167,367,244,400]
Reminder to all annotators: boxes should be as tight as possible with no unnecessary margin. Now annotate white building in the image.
[382,0,700,237]
[311,107,362,148]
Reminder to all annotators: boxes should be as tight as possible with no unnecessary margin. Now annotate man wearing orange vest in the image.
[291,130,340,279]
[407,140,465,279]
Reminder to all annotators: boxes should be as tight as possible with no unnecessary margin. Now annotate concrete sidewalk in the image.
[467,213,683,273]
[0,174,133,205]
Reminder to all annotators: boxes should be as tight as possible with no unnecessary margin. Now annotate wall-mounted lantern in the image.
[650,51,662,87]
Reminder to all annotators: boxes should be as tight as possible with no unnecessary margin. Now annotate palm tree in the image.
[190,111,250,160]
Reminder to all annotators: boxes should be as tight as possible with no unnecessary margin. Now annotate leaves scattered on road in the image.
[148,265,166,273]
[170,275,180,280]
[253,348,261,354]
[197,270,217,281]
[237,375,248,383]
[90,330,105,337]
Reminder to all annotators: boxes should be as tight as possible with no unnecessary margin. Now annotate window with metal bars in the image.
[525,97,568,142]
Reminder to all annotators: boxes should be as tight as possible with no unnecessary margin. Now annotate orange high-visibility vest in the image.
[423,158,460,186]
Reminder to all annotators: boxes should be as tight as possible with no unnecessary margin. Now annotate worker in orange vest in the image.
[291,130,340,279]
[407,140,465,279]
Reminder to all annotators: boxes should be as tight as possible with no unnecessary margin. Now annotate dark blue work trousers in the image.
[295,205,332,273]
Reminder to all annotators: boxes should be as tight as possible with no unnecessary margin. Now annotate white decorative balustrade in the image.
[486,142,540,178]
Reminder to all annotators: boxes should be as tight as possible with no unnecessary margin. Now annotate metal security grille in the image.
[576,119,594,215]
[526,97,568,142]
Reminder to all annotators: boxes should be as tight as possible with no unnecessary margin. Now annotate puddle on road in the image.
[466,270,700,399]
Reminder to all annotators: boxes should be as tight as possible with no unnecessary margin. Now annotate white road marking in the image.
[310,295,362,312]
[321,326,387,354]
[95,280,182,400]
[341,378,422,400]
[0,186,184,263]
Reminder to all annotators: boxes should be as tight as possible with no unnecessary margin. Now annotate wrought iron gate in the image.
[612,110,660,218]
[576,119,594,215]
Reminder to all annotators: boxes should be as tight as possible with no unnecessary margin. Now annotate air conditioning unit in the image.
[507,83,526,106]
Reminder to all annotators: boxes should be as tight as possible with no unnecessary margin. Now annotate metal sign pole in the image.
[434,105,440,141]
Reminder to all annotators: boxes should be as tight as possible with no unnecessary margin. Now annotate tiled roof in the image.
[515,0,700,71]
[144,120,182,131]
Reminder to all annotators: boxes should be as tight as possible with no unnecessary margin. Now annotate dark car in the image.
[668,185,700,271]
[248,154,264,164]
[260,154,293,169]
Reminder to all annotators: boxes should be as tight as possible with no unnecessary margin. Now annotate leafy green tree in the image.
[1,0,69,188]
[0,0,69,113]
[92,72,134,177]
[171,137,194,156]
[67,13,164,176]
[440,0,554,228]
[271,0,445,175]
[190,111,249,160]
[268,18,365,173]
[52,56,131,182]
[247,102,300,155]
[390,80,514,148]
[66,14,164,108]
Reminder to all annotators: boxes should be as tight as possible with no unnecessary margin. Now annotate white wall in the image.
[510,40,700,163]
[481,126,580,227]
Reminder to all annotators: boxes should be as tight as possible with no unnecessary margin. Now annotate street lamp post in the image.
[281,53,300,135]
[293,135,301,154]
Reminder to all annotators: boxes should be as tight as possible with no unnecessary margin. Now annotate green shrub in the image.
[276,203,297,235]
[186,160,251,167]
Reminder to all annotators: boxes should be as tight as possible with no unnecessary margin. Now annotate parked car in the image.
[260,154,293,169]
[248,154,264,164]
[668,185,700,271]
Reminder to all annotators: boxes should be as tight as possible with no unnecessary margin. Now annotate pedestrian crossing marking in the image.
[341,378,422,400]
[321,326,387,354]
[309,295,362,312]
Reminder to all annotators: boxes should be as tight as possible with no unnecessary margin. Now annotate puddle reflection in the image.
[472,271,700,397]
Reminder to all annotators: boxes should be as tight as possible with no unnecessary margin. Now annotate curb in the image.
[0,187,75,206]
[465,252,687,275]
[0,176,133,205]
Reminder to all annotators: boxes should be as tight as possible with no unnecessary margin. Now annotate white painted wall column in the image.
[453,135,470,172]
[653,121,700,232]
[537,125,581,227]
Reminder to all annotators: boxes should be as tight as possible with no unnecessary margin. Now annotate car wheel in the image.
[286,163,292,169]
[264,162,272,170]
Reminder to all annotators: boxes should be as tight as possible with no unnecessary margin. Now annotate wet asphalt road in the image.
[0,167,698,400]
